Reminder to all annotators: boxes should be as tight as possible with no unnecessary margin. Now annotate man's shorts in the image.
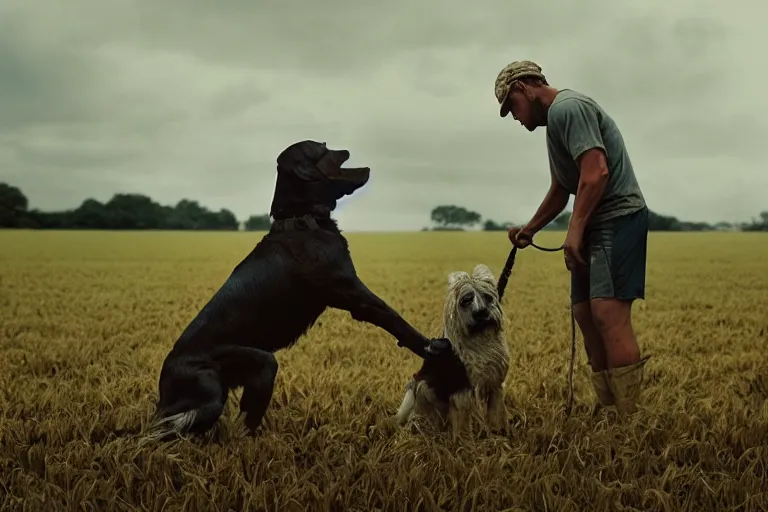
[571,206,649,305]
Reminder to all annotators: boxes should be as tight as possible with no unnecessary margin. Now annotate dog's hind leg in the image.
[149,363,227,441]
[212,346,279,434]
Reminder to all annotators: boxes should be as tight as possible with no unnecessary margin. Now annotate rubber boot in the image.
[606,355,651,415]
[590,369,615,408]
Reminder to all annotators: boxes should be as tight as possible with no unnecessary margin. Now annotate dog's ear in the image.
[293,161,323,182]
[471,264,496,284]
[276,142,326,182]
[447,271,469,288]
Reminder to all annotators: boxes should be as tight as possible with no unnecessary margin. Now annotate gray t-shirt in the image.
[546,89,646,229]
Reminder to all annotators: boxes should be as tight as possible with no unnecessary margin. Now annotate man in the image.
[494,60,651,416]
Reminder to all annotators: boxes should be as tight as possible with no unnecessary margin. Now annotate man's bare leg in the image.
[571,267,614,410]
[580,207,650,416]
[590,297,648,415]
[590,298,640,368]
[572,301,609,372]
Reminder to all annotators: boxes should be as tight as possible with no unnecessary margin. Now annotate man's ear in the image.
[516,82,536,102]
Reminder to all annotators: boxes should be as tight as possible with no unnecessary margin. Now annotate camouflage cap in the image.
[494,60,546,117]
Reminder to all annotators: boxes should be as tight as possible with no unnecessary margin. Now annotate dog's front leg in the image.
[448,389,475,437]
[328,279,437,359]
[395,380,416,426]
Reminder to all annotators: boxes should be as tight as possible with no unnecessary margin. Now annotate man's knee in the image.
[589,298,632,334]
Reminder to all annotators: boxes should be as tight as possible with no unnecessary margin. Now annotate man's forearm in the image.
[569,178,607,235]
[569,150,610,234]
[524,183,570,233]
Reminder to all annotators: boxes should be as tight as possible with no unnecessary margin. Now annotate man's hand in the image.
[507,226,534,249]
[563,227,586,271]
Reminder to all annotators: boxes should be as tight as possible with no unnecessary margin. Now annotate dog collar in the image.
[271,214,320,232]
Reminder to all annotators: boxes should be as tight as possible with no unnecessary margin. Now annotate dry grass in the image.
[1,229,767,511]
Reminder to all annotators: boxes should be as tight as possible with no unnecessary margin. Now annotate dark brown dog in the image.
[146,140,451,440]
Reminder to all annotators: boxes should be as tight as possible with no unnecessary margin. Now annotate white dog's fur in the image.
[396,264,510,434]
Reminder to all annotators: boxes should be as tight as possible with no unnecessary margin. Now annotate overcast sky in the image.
[1,0,764,231]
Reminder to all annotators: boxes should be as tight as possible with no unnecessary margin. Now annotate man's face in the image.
[504,84,546,132]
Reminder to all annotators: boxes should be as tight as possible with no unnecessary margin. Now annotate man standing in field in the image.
[494,60,651,416]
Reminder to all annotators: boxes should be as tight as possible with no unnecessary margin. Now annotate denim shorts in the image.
[570,206,649,305]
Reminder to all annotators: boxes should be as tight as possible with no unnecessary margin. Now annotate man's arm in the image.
[523,173,570,234]
[570,149,609,235]
[551,99,610,236]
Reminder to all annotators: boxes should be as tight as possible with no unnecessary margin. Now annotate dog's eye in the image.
[483,293,494,304]
[460,293,474,307]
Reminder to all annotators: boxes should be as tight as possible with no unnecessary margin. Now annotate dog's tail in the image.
[141,409,200,444]
[395,381,416,426]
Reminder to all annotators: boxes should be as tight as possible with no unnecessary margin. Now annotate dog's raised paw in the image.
[425,337,452,357]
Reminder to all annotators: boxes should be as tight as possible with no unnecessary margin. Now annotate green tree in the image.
[482,219,515,231]
[430,205,482,230]
[212,209,240,231]
[544,211,571,230]
[70,199,109,229]
[742,210,768,231]
[0,182,243,231]
[0,183,28,227]
[647,210,682,231]
[244,214,272,231]
[102,193,167,229]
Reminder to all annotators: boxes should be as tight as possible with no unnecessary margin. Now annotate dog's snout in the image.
[473,308,490,321]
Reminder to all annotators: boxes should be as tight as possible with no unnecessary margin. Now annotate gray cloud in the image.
[0,0,765,231]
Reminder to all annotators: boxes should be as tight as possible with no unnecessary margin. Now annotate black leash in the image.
[496,240,578,419]
[497,241,563,301]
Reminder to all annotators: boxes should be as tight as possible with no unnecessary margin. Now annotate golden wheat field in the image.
[1,229,767,511]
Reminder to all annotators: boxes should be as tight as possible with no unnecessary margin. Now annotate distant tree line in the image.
[427,204,768,232]
[2,182,766,233]
[0,182,272,231]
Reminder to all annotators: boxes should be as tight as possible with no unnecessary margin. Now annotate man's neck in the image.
[538,86,560,111]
